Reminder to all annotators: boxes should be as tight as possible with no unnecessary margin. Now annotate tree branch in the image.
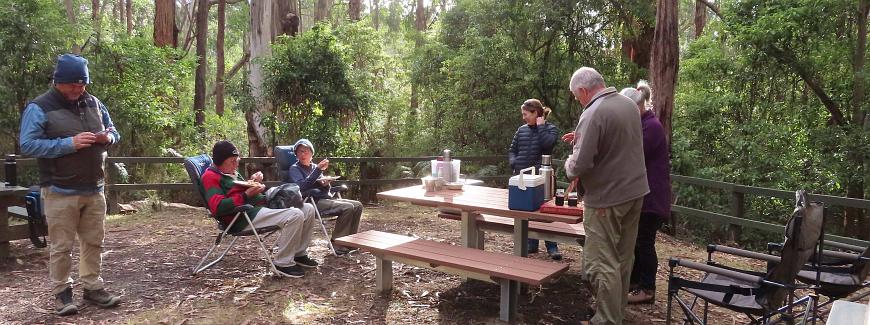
[208,52,250,98]
[697,0,722,19]
[209,0,243,7]
[767,46,847,126]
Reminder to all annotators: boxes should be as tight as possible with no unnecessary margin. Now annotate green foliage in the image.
[263,24,363,156]
[0,0,78,152]
[88,37,195,157]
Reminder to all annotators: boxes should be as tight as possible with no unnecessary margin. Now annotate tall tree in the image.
[409,0,425,114]
[694,0,706,38]
[215,0,226,116]
[349,0,361,21]
[118,0,125,28]
[372,0,379,29]
[193,0,209,129]
[248,0,297,158]
[125,0,133,35]
[92,0,101,41]
[64,0,76,23]
[650,0,679,147]
[315,0,331,22]
[153,0,177,47]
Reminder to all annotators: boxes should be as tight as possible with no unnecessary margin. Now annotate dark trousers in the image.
[630,212,663,290]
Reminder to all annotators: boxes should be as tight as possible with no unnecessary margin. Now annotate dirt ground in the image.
[0,201,852,324]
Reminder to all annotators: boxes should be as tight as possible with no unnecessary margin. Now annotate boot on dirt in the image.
[55,287,78,316]
[83,288,121,308]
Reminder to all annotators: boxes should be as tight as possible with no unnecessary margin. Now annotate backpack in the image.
[265,183,304,209]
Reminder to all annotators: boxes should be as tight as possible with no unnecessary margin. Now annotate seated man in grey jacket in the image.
[287,139,363,255]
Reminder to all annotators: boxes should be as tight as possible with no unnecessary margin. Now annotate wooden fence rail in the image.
[5,155,869,246]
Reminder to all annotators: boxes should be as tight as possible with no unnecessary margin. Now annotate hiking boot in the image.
[274,264,305,278]
[547,246,563,261]
[294,255,319,268]
[627,288,655,304]
[54,287,78,316]
[83,288,121,308]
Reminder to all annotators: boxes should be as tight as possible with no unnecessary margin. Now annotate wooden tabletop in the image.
[0,186,29,198]
[378,185,582,224]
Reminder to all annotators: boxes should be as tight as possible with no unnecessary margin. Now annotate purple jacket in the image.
[641,110,671,218]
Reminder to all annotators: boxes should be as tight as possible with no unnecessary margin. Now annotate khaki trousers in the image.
[314,198,362,243]
[42,188,107,295]
[245,203,316,267]
[583,197,643,325]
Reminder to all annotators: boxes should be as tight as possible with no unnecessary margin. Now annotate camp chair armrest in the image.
[822,240,867,253]
[671,258,764,285]
[769,242,865,265]
[233,204,254,213]
[708,245,781,263]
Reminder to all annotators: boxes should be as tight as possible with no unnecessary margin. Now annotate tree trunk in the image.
[92,0,101,41]
[118,0,125,28]
[650,0,679,148]
[348,0,361,21]
[126,0,133,35]
[846,0,868,238]
[153,0,177,47]
[193,0,209,131]
[248,0,295,159]
[694,0,706,38]
[372,0,379,30]
[65,0,76,24]
[315,0,331,22]
[215,0,226,116]
[410,0,425,115]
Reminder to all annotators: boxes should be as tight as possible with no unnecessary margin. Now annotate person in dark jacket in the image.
[508,99,561,260]
[288,139,363,256]
[620,81,671,304]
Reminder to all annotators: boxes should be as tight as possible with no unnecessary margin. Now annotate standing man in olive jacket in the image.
[563,67,649,325]
[19,54,121,316]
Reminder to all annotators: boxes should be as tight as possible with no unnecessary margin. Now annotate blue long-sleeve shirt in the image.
[288,162,330,199]
[19,101,120,194]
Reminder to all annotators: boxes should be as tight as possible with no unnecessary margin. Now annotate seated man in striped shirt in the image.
[201,140,317,278]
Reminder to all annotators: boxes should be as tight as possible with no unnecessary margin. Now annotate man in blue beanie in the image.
[19,54,121,316]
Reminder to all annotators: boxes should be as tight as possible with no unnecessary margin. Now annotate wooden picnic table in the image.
[376,184,583,321]
[0,185,34,260]
[378,184,583,255]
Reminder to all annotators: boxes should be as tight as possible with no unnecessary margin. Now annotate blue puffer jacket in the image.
[508,122,558,173]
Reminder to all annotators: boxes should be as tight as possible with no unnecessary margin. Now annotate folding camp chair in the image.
[667,190,825,324]
[274,145,346,256]
[184,154,281,275]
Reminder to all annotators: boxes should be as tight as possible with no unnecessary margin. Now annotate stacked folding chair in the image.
[667,190,825,324]
[184,154,281,275]
[274,145,346,256]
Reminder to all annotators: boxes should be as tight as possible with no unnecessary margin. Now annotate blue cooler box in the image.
[508,167,545,211]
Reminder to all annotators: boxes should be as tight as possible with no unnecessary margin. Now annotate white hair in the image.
[568,67,605,92]
[620,80,653,107]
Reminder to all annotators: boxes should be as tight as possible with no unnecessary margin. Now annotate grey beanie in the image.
[293,138,315,156]
[53,54,90,84]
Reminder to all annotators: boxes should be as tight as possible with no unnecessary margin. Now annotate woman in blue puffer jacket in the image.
[508,98,561,260]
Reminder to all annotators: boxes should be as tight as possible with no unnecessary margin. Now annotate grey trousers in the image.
[315,198,363,246]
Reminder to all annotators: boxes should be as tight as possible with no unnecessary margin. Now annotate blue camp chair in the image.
[184,154,281,275]
[274,145,346,256]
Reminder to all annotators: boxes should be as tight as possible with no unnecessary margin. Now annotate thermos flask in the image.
[4,154,16,187]
[540,155,554,201]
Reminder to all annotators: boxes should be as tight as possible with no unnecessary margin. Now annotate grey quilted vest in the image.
[30,88,108,190]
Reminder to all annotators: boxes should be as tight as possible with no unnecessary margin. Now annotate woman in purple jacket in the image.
[620,81,671,304]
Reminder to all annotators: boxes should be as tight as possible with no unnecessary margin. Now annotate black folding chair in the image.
[667,190,825,324]
[184,154,281,275]
[275,145,346,256]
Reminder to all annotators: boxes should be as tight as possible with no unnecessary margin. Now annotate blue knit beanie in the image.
[53,54,90,84]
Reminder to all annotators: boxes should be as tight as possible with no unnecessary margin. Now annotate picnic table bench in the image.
[335,230,568,322]
[437,212,585,247]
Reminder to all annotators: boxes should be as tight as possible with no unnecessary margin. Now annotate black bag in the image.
[265,183,304,209]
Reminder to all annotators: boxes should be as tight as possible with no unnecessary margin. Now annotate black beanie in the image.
[212,140,239,165]
[53,54,90,84]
